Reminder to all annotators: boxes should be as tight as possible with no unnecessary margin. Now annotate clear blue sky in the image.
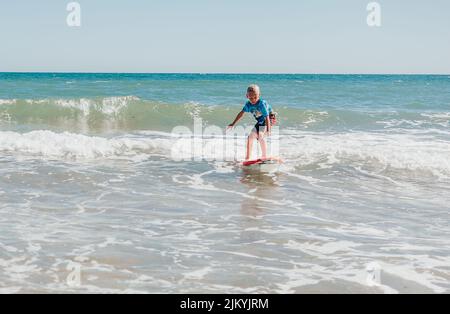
[1,0,449,74]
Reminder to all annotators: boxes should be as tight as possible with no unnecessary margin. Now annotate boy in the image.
[227,84,275,161]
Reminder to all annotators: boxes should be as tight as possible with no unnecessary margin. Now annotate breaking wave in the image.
[1,129,449,180]
[1,97,449,133]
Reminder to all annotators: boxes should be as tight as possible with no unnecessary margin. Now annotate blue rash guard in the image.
[242,99,272,126]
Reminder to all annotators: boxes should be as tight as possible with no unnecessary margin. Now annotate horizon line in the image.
[1,71,450,76]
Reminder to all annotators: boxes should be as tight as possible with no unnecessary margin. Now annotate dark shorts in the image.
[255,113,276,135]
[254,123,266,137]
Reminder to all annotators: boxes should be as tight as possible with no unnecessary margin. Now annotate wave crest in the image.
[1,97,449,133]
[1,130,449,180]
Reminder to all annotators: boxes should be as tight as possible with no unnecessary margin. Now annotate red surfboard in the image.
[243,157,283,168]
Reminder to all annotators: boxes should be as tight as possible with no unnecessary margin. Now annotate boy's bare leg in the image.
[258,131,268,159]
[246,131,258,160]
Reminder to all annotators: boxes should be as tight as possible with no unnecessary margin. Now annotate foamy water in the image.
[0,73,449,293]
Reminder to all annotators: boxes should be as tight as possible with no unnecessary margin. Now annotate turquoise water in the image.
[0,73,449,293]
[1,73,449,110]
[1,73,449,134]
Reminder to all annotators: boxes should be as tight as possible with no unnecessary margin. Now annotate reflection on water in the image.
[239,170,281,216]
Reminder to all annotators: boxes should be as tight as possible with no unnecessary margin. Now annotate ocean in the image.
[0,73,449,293]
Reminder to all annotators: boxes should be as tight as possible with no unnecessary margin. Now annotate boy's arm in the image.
[265,116,271,136]
[228,110,245,128]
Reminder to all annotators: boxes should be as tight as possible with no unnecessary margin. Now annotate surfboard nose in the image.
[242,157,282,173]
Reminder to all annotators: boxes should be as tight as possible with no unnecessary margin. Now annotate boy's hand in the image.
[226,124,234,132]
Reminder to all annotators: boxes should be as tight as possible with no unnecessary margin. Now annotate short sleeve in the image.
[242,102,251,112]
[259,100,270,117]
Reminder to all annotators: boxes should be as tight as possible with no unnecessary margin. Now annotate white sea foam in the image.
[0,99,16,105]
[282,131,450,179]
[54,96,139,116]
[302,110,329,126]
[184,102,204,120]
[25,99,48,105]
[53,99,91,116]
[376,112,450,129]
[0,130,170,160]
[1,96,141,118]
[101,96,140,115]
[421,112,450,120]
[0,130,449,179]
[183,267,213,280]
[0,112,12,122]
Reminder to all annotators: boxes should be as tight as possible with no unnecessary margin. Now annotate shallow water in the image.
[0,73,449,293]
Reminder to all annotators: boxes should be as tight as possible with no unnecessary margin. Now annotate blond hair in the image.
[247,84,261,95]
